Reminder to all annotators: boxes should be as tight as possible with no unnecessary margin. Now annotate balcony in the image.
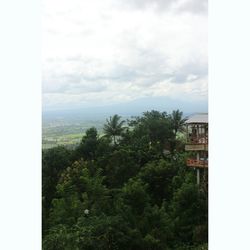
[185,134,208,151]
[185,144,208,151]
[187,134,208,144]
[186,158,208,168]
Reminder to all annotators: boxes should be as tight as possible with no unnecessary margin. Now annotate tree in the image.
[42,146,73,234]
[103,114,125,145]
[103,148,140,188]
[47,160,111,227]
[128,110,174,153]
[75,127,99,160]
[139,159,179,205]
[169,173,207,245]
[170,110,187,137]
[122,179,150,215]
[168,110,187,152]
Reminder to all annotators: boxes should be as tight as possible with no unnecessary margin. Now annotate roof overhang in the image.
[186,113,208,124]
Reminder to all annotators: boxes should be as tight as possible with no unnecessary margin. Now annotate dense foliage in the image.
[42,110,208,250]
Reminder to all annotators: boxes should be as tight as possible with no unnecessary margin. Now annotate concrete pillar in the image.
[196,152,200,185]
[197,169,200,185]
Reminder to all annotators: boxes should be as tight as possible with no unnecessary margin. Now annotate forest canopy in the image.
[42,110,208,250]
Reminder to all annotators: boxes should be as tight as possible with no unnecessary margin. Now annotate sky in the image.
[42,0,207,112]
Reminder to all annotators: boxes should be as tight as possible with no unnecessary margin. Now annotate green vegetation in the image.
[42,110,208,250]
[103,114,126,145]
[42,119,105,149]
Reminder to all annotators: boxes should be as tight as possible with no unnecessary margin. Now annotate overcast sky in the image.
[42,0,207,111]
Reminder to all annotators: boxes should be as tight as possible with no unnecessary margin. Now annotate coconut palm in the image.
[103,114,125,144]
[170,109,187,136]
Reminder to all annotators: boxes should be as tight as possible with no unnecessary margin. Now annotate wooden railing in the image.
[187,135,208,144]
[186,158,208,168]
[185,144,208,151]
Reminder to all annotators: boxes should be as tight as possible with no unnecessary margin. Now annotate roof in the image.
[186,113,208,124]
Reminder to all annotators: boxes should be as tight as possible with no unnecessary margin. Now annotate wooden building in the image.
[185,113,208,184]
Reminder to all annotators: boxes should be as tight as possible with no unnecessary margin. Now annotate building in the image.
[185,113,208,184]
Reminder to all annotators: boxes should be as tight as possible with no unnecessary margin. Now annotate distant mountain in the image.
[43,96,208,122]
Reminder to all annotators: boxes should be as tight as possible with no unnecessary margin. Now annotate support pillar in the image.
[197,169,200,185]
[196,152,200,185]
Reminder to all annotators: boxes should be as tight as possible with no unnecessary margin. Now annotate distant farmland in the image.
[42,119,105,149]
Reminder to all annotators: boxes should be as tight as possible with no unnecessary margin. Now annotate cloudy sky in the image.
[42,0,207,111]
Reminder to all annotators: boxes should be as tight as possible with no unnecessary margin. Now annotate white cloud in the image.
[42,0,207,110]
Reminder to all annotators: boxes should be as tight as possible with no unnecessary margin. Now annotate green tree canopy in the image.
[43,110,208,250]
[103,114,126,145]
[170,109,187,136]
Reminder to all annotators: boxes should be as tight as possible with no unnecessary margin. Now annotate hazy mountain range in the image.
[43,96,207,122]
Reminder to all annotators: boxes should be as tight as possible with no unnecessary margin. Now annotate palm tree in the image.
[170,110,187,137]
[103,114,125,144]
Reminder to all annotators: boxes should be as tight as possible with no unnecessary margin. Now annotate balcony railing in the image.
[187,135,208,145]
[186,158,208,168]
[185,144,208,151]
